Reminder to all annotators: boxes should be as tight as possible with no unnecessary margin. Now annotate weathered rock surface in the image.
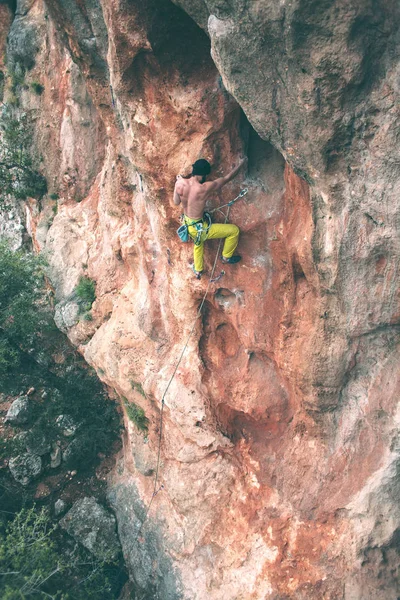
[25,427,51,456]
[50,443,62,468]
[60,496,121,560]
[54,498,67,516]
[2,0,400,598]
[9,453,42,486]
[5,396,33,425]
[62,437,91,467]
[56,414,78,437]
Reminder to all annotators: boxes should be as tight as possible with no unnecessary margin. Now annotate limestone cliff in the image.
[1,0,400,598]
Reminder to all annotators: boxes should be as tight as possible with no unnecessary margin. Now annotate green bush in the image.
[30,81,44,95]
[75,276,96,308]
[0,506,127,599]
[0,243,121,465]
[0,103,47,201]
[123,398,149,432]
[130,379,146,397]
[0,242,53,383]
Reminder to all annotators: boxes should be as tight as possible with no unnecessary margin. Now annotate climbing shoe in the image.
[191,264,203,279]
[222,255,241,264]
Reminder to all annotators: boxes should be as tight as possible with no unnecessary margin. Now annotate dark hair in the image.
[192,159,211,177]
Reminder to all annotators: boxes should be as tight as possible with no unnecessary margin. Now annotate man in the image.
[172,158,247,278]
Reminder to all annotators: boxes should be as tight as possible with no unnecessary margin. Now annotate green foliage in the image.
[0,431,26,462]
[0,242,53,383]
[30,81,44,95]
[0,243,121,466]
[9,64,25,93]
[0,103,47,202]
[42,363,121,468]
[49,192,59,200]
[0,507,126,599]
[123,398,149,432]
[130,380,146,397]
[75,276,96,309]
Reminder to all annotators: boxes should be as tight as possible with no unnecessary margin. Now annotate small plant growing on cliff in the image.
[75,276,96,309]
[123,398,149,432]
[31,81,44,95]
[8,63,25,93]
[130,379,146,397]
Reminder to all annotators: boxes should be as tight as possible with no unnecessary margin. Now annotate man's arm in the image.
[207,158,247,194]
[171,177,183,208]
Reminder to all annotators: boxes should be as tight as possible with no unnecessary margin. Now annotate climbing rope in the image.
[209,187,248,214]
[135,189,248,539]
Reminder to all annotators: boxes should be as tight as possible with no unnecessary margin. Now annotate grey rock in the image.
[56,414,79,437]
[54,301,80,332]
[0,200,26,251]
[54,499,67,517]
[7,11,45,71]
[50,443,62,468]
[59,497,121,560]
[16,0,37,17]
[26,428,51,456]
[62,437,94,467]
[108,483,183,599]
[9,453,42,486]
[5,396,33,425]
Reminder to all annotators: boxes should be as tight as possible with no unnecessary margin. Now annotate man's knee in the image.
[232,224,240,236]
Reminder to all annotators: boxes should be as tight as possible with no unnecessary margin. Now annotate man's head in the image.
[192,159,211,179]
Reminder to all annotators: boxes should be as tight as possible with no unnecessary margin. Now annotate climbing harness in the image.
[177,212,212,245]
[136,189,248,540]
[176,188,248,244]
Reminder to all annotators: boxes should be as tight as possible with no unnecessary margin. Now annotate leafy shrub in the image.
[30,81,44,95]
[123,398,149,432]
[0,506,127,599]
[9,64,25,93]
[130,379,146,397]
[0,242,53,383]
[75,276,96,308]
[0,103,47,201]
[0,243,121,466]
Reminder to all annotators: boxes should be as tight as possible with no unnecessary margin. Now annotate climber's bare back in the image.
[174,177,214,219]
[172,158,247,218]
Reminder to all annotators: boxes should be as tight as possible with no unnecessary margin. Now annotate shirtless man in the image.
[172,158,247,278]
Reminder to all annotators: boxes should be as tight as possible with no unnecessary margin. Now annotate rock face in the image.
[60,497,121,560]
[2,0,400,598]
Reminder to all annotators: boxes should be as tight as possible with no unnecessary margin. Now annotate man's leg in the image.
[193,240,205,273]
[206,223,240,259]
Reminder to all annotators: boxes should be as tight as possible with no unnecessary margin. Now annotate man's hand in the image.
[208,156,248,193]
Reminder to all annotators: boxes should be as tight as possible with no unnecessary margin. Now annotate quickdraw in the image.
[209,187,248,214]
[210,269,225,283]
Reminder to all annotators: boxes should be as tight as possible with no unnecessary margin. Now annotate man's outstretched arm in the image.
[207,158,247,194]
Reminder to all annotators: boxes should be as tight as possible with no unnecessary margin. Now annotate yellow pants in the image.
[184,215,240,272]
